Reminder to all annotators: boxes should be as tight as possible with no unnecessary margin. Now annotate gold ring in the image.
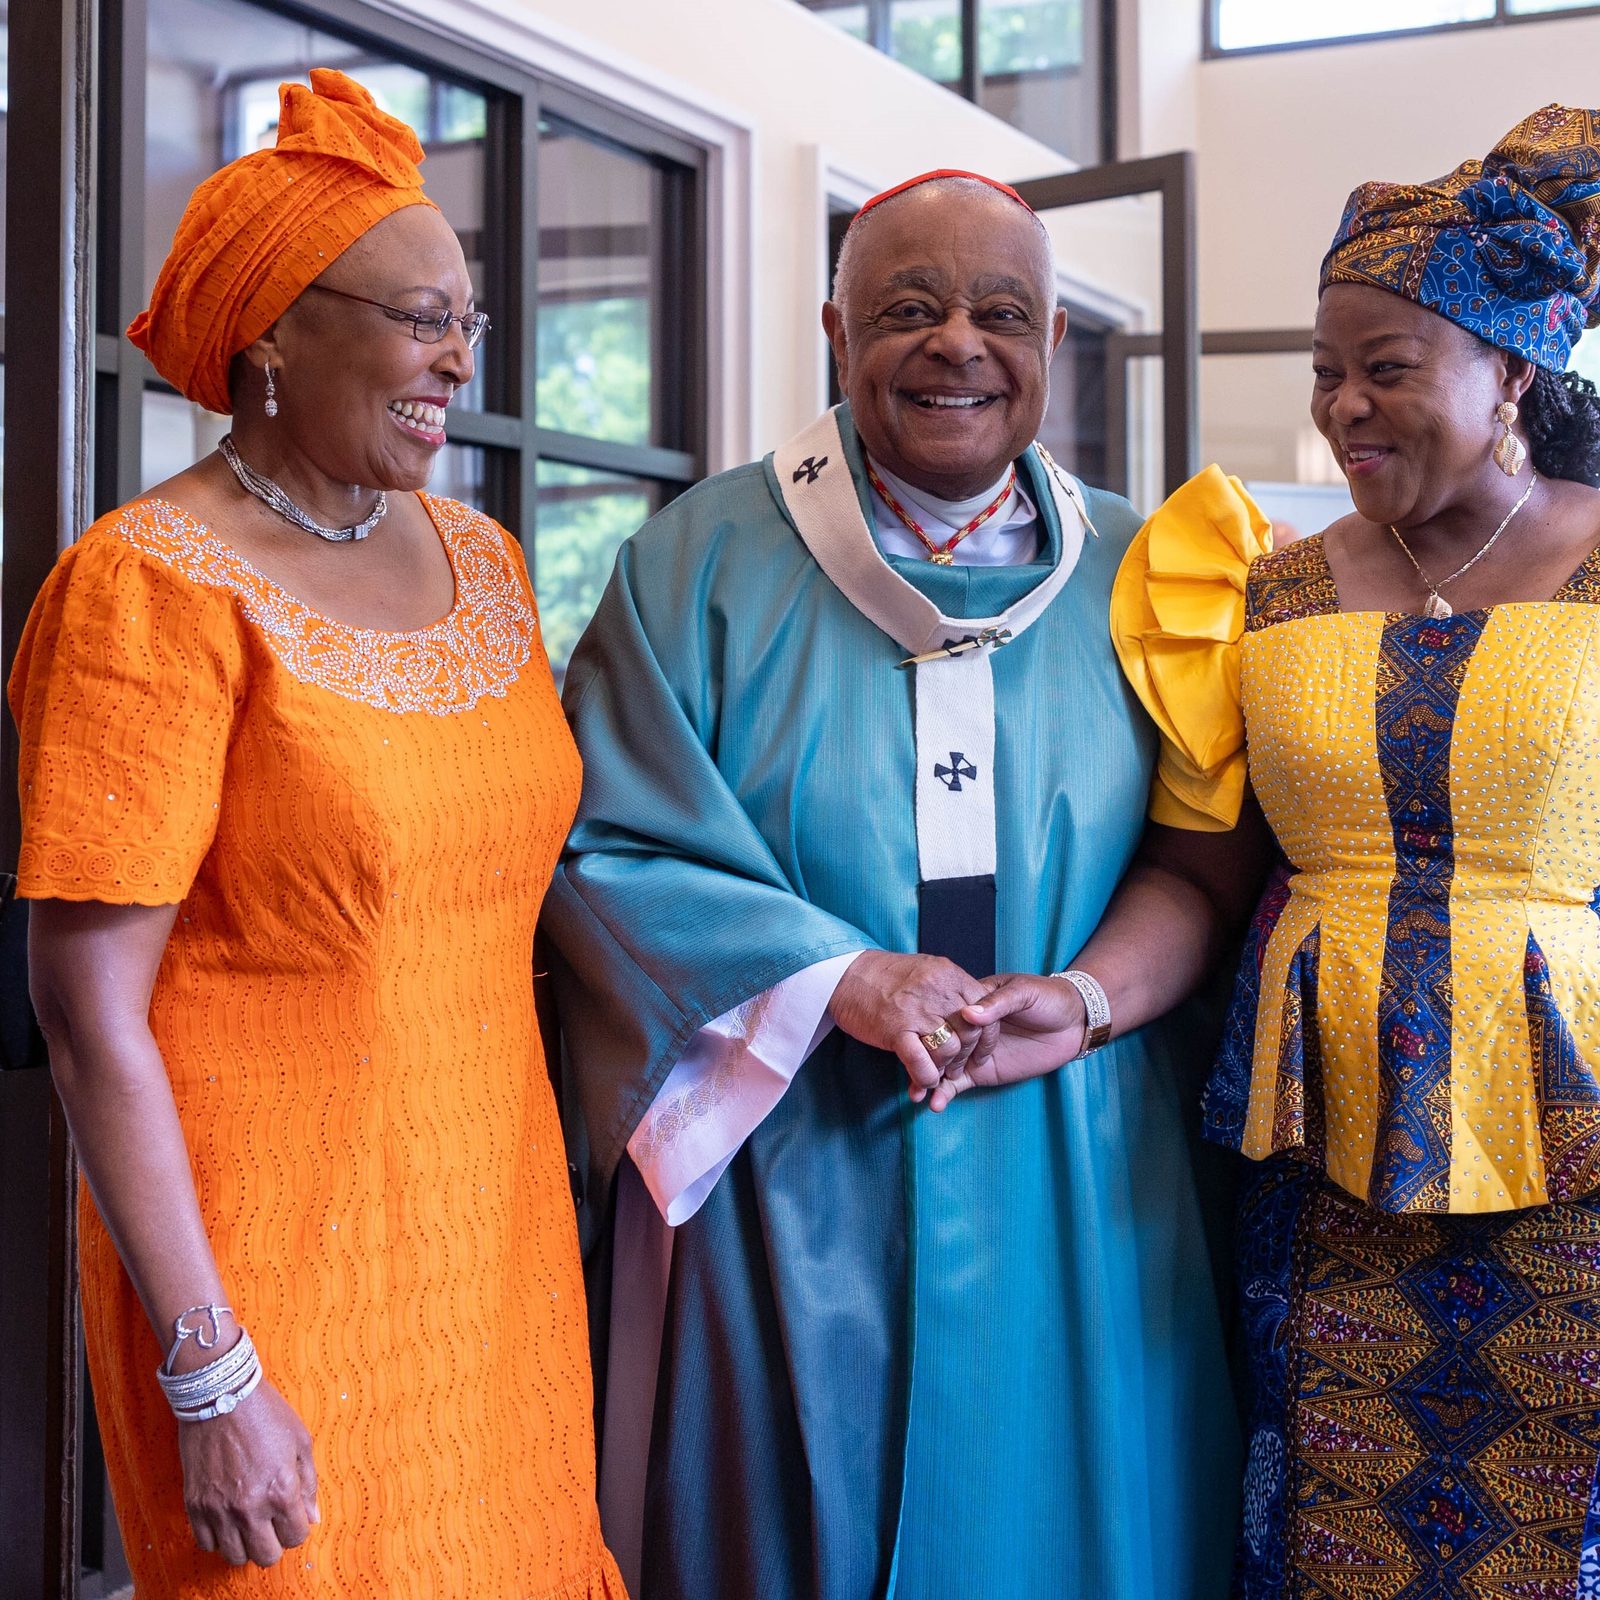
[920,1024,955,1052]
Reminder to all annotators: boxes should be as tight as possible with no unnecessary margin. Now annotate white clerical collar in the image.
[775,408,1089,891]
[866,457,1039,567]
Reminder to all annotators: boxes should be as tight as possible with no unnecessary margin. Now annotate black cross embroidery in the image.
[934,752,978,792]
[792,455,829,484]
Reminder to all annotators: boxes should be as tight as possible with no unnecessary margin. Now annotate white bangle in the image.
[162,1340,264,1421]
[1052,968,1112,1059]
[155,1305,264,1422]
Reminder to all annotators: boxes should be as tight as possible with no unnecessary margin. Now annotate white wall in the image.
[1119,0,1200,160]
[1194,17,1600,332]
[404,0,1164,464]
[1176,14,1600,482]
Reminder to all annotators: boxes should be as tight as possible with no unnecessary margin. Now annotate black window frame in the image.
[1205,0,1600,59]
[96,0,708,552]
[799,0,1119,165]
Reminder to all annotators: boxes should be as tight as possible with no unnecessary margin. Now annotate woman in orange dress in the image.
[12,70,623,1599]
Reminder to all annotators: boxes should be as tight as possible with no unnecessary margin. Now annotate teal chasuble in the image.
[545,406,1240,1600]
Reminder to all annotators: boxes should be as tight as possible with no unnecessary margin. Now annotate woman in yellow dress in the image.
[938,105,1600,1596]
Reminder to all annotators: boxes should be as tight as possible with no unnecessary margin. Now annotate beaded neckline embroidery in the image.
[1246,532,1600,632]
[110,495,535,717]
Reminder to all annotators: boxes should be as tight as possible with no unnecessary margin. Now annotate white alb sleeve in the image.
[626,950,864,1225]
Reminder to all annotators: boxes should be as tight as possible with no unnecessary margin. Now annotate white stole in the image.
[773,407,1094,891]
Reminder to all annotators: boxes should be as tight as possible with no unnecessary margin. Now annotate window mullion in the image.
[110,0,151,515]
[960,0,980,103]
[520,85,541,556]
[869,0,892,55]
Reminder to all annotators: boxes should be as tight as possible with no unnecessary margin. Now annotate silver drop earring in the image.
[264,365,278,420]
[1493,400,1526,477]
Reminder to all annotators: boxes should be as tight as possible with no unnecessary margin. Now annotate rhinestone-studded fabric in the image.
[9,492,624,1598]
[112,493,536,715]
[1244,535,1340,632]
[1222,545,1600,1215]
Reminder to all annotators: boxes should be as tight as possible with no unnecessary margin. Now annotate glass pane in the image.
[536,120,665,449]
[140,388,228,491]
[982,0,1082,72]
[1038,306,1109,488]
[891,0,963,85]
[980,0,1100,162]
[1507,0,1599,9]
[534,461,660,680]
[1215,0,1492,50]
[796,0,870,40]
[1200,351,1353,541]
[1123,354,1164,515]
[1571,332,1600,391]
[143,0,492,412]
[430,441,489,510]
[1034,190,1163,501]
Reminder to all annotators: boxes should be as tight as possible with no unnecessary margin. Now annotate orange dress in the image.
[10,495,624,1600]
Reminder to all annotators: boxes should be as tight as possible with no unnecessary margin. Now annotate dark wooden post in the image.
[1,1,97,1596]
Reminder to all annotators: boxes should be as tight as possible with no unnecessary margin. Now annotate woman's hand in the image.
[179,1379,319,1567]
[920,974,1088,1111]
[28,900,318,1568]
[829,950,997,1099]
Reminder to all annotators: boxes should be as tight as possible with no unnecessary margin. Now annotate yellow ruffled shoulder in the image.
[1110,466,1274,831]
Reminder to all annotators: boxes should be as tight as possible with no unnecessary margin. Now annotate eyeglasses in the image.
[309,284,491,349]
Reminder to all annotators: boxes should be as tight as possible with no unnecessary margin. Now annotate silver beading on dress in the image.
[220,433,386,543]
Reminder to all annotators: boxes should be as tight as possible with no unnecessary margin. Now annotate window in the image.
[1210,0,1598,53]
[533,111,703,671]
[798,0,1114,166]
[100,0,706,685]
[1572,332,1600,392]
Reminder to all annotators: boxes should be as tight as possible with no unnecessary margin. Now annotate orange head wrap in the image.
[128,68,438,416]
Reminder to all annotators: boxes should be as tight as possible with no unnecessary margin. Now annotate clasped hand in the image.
[829,952,1089,1112]
[179,1376,319,1568]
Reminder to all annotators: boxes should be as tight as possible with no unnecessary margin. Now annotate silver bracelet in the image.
[1052,968,1112,1059]
[155,1304,264,1422]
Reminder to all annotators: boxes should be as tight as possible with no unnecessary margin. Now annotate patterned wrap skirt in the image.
[1234,1155,1600,1599]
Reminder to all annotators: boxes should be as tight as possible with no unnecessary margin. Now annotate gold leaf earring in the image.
[1493,400,1526,477]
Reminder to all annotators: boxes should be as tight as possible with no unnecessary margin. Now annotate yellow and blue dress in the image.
[1114,467,1600,1600]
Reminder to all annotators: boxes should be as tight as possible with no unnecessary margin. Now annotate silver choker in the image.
[219,434,386,543]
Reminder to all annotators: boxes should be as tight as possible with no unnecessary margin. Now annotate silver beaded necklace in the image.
[219,434,387,543]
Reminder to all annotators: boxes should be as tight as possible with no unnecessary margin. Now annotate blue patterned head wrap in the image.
[1320,105,1600,372]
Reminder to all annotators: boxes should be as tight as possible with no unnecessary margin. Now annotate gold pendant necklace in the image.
[1388,472,1538,619]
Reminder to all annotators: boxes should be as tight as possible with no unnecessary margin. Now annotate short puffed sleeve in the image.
[9,521,245,903]
[1109,465,1273,832]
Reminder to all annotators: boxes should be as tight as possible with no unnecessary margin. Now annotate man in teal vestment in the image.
[545,171,1240,1600]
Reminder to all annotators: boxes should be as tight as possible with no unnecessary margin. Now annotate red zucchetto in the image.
[128,68,437,416]
[851,168,1033,225]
